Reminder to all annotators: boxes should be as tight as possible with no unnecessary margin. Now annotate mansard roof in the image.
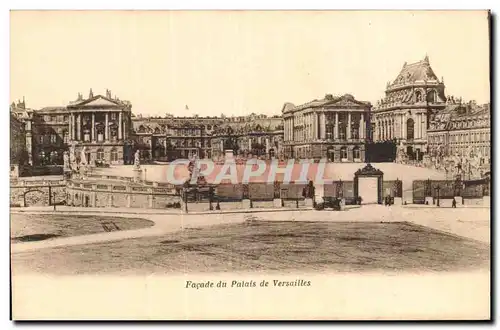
[389,56,441,88]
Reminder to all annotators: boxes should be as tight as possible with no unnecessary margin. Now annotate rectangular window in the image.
[111,113,117,121]
[51,134,57,143]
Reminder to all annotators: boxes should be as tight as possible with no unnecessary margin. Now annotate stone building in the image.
[12,90,133,167]
[428,100,490,165]
[10,112,26,178]
[131,113,283,161]
[65,89,133,165]
[372,56,447,160]
[282,93,371,161]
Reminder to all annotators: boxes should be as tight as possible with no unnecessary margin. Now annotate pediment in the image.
[324,95,369,109]
[69,96,121,108]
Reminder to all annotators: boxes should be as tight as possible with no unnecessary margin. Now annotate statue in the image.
[63,151,70,171]
[134,150,141,169]
[80,146,87,166]
[69,143,77,171]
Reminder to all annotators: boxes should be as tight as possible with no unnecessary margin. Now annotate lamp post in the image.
[53,192,56,211]
[435,185,440,207]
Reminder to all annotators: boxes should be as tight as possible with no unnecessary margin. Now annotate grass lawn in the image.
[11,220,490,275]
[10,213,155,243]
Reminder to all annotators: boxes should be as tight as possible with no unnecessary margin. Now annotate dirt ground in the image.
[11,220,490,275]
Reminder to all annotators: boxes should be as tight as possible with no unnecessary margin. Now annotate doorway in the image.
[358,177,379,204]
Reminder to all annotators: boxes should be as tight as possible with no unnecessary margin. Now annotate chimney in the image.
[89,88,94,99]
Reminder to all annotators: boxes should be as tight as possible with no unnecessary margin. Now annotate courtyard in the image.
[11,208,490,276]
[10,213,154,243]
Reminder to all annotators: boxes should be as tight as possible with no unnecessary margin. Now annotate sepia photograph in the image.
[9,10,491,320]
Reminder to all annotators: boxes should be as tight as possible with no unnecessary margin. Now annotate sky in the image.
[10,10,490,117]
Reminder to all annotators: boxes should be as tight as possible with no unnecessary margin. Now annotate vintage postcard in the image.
[9,10,491,320]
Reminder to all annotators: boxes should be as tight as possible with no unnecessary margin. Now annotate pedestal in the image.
[242,199,252,209]
[133,168,143,183]
[273,198,283,208]
[394,197,402,206]
[483,196,490,207]
[339,198,346,211]
[305,198,314,208]
[425,196,434,205]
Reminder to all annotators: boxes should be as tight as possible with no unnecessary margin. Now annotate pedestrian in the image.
[452,199,457,208]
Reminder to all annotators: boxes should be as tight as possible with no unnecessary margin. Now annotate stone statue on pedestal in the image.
[134,150,141,169]
[80,146,87,166]
[69,143,77,171]
[63,151,70,172]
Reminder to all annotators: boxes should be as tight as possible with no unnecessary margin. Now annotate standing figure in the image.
[63,151,70,171]
[134,149,141,169]
[80,146,88,166]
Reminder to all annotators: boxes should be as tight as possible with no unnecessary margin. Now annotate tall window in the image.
[51,134,57,143]
[406,118,415,140]
[110,125,118,141]
[63,130,69,144]
[353,147,360,160]
[426,90,436,103]
[110,148,118,162]
[97,148,105,161]
[340,147,348,160]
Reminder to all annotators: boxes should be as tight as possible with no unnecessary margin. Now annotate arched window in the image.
[340,147,348,160]
[110,148,118,162]
[415,90,422,102]
[426,90,436,103]
[407,118,415,140]
[353,147,360,160]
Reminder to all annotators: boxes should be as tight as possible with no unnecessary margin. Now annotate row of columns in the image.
[69,112,124,142]
[284,112,367,142]
[375,112,428,141]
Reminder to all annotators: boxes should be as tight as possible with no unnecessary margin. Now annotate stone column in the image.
[403,114,407,140]
[422,113,427,140]
[68,114,73,141]
[220,140,224,152]
[347,113,352,140]
[77,114,81,141]
[118,112,123,140]
[265,138,270,155]
[91,113,95,142]
[312,113,317,140]
[320,112,326,140]
[360,113,365,139]
[105,113,109,141]
[334,112,339,140]
[400,114,404,138]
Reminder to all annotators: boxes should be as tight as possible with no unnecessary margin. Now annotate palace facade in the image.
[372,56,447,160]
[427,100,491,164]
[282,94,371,161]
[132,113,283,161]
[10,56,490,171]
